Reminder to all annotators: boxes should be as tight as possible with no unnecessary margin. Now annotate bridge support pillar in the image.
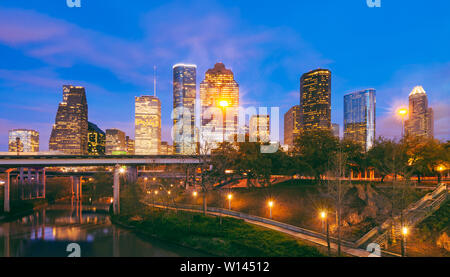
[113,164,120,215]
[42,168,46,198]
[4,169,12,213]
[72,176,81,200]
[127,166,138,183]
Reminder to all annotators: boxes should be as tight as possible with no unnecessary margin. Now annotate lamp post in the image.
[268,200,274,219]
[227,193,232,210]
[401,226,408,257]
[398,108,408,138]
[320,211,331,255]
[437,165,445,184]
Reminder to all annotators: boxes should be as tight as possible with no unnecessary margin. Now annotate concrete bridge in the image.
[0,155,204,215]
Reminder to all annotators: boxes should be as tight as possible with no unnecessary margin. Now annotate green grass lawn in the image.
[113,190,325,257]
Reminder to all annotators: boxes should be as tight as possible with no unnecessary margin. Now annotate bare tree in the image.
[326,148,351,256]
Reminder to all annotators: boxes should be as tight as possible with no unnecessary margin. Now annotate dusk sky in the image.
[0,0,449,151]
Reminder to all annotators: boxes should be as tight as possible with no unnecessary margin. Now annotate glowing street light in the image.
[193,191,198,197]
[319,210,331,255]
[402,227,408,236]
[401,226,409,257]
[119,167,125,174]
[437,165,446,184]
[154,190,158,195]
[398,108,408,138]
[227,193,233,210]
[268,200,274,219]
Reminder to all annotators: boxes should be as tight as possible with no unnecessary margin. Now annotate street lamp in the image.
[401,226,408,257]
[398,108,408,138]
[119,167,125,174]
[437,165,446,184]
[320,210,331,255]
[268,200,274,219]
[320,211,326,232]
[227,193,233,210]
[193,191,198,197]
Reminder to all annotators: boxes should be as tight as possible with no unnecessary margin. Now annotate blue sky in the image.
[0,0,449,151]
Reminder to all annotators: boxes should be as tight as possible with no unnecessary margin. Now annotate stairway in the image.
[357,183,448,249]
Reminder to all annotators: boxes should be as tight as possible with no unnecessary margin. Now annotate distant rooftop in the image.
[206,62,233,75]
[410,86,427,96]
[173,63,197,69]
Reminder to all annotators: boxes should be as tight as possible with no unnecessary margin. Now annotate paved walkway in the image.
[144,202,372,257]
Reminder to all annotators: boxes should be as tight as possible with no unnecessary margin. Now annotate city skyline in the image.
[0,1,449,151]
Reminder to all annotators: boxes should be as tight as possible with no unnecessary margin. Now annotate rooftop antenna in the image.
[153,65,157,97]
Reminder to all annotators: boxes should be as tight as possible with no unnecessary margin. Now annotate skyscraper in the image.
[106,129,126,155]
[300,69,331,132]
[332,123,340,138]
[344,89,376,151]
[126,136,135,155]
[87,122,105,155]
[173,64,197,155]
[8,129,39,153]
[49,85,88,155]
[405,86,434,139]
[284,105,301,147]
[135,96,161,155]
[250,115,270,142]
[200,63,239,148]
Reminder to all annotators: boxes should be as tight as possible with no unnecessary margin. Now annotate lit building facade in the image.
[284,105,301,147]
[250,115,270,142]
[87,122,105,155]
[405,86,434,139]
[173,64,197,155]
[126,136,135,155]
[135,96,161,155]
[160,141,174,155]
[343,89,376,151]
[49,85,88,154]
[200,63,239,147]
[106,129,126,155]
[8,129,39,153]
[300,69,331,132]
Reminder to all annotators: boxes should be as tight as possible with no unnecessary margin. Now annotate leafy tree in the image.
[367,137,409,182]
[406,136,447,184]
[293,130,339,182]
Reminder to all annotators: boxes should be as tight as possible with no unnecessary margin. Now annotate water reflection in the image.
[0,198,204,257]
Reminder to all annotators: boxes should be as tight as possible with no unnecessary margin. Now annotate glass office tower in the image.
[87,122,105,155]
[8,129,39,153]
[135,95,161,155]
[173,64,197,155]
[284,105,301,147]
[200,63,239,149]
[300,69,331,132]
[343,89,376,151]
[405,86,434,139]
[49,85,88,154]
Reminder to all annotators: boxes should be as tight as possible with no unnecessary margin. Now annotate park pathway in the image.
[142,201,373,257]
